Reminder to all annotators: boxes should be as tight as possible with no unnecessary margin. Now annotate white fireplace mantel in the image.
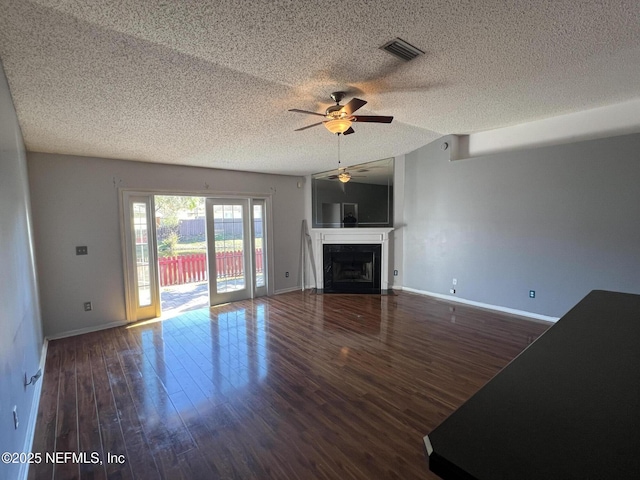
[311,228,393,291]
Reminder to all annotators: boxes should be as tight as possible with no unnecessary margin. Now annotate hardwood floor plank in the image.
[53,336,79,479]
[31,291,550,479]
[76,334,107,480]
[101,329,160,480]
[88,337,134,480]
[117,329,196,457]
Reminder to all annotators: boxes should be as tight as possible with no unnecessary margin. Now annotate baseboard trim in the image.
[401,287,559,323]
[46,320,128,341]
[274,286,302,295]
[20,339,49,480]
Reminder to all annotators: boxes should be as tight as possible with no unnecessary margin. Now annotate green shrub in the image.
[159,231,179,256]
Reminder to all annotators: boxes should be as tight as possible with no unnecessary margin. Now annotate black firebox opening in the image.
[323,244,381,294]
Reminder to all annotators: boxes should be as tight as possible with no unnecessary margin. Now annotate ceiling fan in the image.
[289,92,393,135]
[326,168,365,183]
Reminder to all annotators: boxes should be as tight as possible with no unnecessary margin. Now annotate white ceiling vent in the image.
[380,38,424,61]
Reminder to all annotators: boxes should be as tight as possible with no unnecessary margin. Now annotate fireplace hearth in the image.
[323,244,381,294]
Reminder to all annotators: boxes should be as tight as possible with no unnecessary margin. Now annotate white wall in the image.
[28,153,305,338]
[0,62,44,480]
[403,133,640,318]
[463,99,640,159]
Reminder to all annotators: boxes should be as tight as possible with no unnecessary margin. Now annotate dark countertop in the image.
[425,290,640,480]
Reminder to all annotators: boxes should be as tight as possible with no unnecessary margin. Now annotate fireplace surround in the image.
[312,228,393,294]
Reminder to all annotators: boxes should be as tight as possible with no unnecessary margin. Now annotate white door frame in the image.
[206,196,270,306]
[251,198,268,299]
[121,189,274,320]
[120,191,160,321]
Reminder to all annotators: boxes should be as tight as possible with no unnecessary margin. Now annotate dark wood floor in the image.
[30,291,550,480]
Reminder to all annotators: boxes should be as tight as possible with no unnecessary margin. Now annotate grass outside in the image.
[161,238,263,257]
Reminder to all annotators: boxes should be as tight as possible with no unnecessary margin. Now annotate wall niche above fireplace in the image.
[312,158,393,228]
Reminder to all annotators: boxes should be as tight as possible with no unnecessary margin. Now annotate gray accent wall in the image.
[28,153,305,338]
[0,62,44,479]
[404,133,640,318]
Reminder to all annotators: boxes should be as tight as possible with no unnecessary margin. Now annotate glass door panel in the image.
[216,203,246,293]
[252,200,267,296]
[123,193,159,321]
[206,199,252,305]
[206,197,269,305]
[133,202,152,307]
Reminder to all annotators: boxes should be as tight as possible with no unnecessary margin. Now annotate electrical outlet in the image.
[393,270,398,276]
[285,272,289,278]
[84,301,92,311]
[452,278,457,285]
[529,290,536,298]
[450,288,456,294]
[76,246,88,255]
[13,406,19,430]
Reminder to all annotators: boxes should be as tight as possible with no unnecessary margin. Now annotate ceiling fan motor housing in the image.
[326,104,351,119]
[330,91,346,103]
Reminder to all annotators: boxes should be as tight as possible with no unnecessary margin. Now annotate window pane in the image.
[214,203,245,293]
[133,202,152,307]
[254,204,265,288]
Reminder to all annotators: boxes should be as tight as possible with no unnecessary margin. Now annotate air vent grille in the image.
[380,38,424,61]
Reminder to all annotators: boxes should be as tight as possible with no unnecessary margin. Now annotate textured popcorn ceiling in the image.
[1,0,639,175]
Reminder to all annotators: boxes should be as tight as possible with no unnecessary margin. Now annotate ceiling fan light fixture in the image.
[325,118,352,134]
[338,172,351,183]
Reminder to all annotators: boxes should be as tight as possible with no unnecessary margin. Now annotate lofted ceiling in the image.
[1,0,639,176]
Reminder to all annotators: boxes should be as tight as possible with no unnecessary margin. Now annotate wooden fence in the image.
[158,250,263,286]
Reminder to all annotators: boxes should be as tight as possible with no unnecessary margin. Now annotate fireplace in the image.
[323,244,381,294]
[311,227,393,293]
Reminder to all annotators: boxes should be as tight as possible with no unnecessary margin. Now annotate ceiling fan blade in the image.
[294,121,324,131]
[353,115,394,123]
[355,165,385,170]
[342,98,367,115]
[343,127,355,135]
[327,175,339,179]
[288,108,326,117]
